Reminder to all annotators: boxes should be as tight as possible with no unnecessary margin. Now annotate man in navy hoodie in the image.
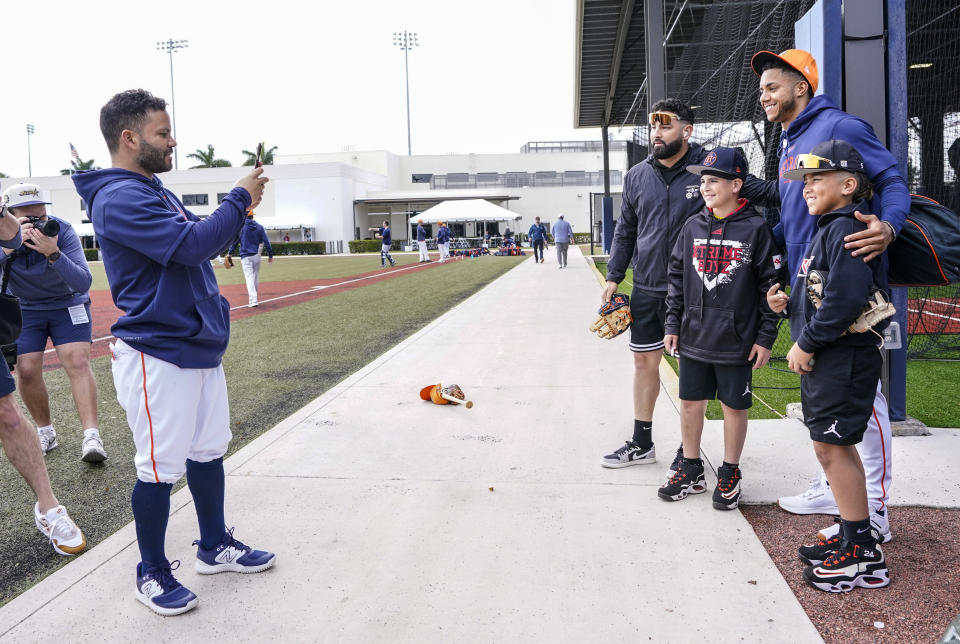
[748,49,908,544]
[73,89,274,616]
[226,210,273,307]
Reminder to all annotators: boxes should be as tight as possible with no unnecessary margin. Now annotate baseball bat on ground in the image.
[439,391,473,408]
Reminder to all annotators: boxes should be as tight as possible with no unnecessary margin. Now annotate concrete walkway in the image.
[4,246,950,643]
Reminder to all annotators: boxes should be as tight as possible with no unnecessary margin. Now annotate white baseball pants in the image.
[241,255,262,305]
[111,339,232,484]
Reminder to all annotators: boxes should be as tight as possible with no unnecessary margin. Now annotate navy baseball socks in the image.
[132,461,275,616]
[600,421,656,468]
[187,457,276,574]
[132,480,198,616]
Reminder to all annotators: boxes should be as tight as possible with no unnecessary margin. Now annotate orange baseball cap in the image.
[750,49,818,94]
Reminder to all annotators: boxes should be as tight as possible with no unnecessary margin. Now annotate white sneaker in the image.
[817,509,893,544]
[34,503,87,556]
[81,433,107,462]
[37,426,58,454]
[778,476,840,515]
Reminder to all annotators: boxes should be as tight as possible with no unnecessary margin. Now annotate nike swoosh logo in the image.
[857,528,870,534]
[813,568,851,577]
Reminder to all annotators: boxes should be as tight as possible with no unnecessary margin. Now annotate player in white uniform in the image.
[73,89,275,616]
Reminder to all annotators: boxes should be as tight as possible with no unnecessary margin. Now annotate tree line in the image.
[0,144,278,177]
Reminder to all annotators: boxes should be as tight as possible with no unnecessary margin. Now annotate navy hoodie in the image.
[232,218,273,259]
[72,169,251,368]
[750,95,909,278]
[665,199,783,365]
[788,201,890,353]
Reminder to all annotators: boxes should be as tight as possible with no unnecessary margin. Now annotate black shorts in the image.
[678,355,753,409]
[802,344,883,446]
[629,288,666,352]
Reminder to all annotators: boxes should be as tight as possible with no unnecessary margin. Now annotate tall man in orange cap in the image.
[746,48,909,544]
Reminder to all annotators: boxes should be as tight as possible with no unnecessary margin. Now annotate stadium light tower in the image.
[26,124,35,177]
[156,38,189,170]
[392,30,419,155]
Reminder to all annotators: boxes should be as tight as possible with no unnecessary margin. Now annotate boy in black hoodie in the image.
[661,148,782,509]
[767,139,891,593]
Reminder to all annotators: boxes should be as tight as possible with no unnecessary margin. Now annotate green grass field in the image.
[595,262,960,427]
[0,254,524,606]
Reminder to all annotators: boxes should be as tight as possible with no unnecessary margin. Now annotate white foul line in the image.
[57,260,454,354]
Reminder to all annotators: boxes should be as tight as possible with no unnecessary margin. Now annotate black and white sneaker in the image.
[657,459,707,502]
[798,533,843,565]
[803,541,890,593]
[600,441,656,468]
[666,444,683,478]
[712,464,742,510]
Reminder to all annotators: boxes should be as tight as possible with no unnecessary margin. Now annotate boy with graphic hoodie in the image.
[661,147,782,509]
[768,139,891,593]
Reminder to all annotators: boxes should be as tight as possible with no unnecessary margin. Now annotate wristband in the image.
[881,220,897,241]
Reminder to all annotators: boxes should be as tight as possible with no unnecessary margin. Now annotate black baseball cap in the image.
[782,139,865,180]
[687,147,748,180]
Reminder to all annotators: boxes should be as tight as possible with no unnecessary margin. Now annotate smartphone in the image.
[254,142,264,168]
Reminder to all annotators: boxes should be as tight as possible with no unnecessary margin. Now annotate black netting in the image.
[627,0,959,360]
[655,0,818,359]
[905,3,960,359]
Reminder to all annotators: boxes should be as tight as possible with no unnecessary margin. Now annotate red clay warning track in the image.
[40,258,457,371]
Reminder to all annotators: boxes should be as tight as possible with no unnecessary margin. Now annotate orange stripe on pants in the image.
[141,353,160,483]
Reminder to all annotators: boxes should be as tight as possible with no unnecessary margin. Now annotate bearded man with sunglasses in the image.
[601,99,724,468]
[748,49,909,545]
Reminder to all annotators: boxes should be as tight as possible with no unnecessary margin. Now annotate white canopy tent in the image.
[408,199,519,225]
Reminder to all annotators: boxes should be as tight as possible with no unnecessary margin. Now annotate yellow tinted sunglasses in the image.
[648,111,685,126]
[796,153,836,170]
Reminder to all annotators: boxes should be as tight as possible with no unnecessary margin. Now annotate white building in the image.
[2,141,627,250]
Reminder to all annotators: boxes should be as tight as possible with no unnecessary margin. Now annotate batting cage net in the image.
[904,2,960,359]
[631,0,959,360]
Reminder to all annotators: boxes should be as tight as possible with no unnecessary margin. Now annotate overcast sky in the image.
[0,0,623,179]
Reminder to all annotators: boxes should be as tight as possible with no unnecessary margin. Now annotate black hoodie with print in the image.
[788,201,891,352]
[665,199,783,365]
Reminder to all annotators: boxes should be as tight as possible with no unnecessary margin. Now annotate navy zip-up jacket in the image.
[528,223,546,242]
[665,199,782,365]
[417,225,426,242]
[741,95,909,279]
[0,216,92,310]
[788,201,890,353]
[231,218,273,259]
[436,226,451,243]
[72,168,251,368]
[606,145,711,295]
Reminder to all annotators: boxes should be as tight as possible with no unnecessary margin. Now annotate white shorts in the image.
[110,339,232,484]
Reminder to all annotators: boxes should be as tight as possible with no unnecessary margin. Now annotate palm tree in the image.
[241,144,278,166]
[186,145,232,168]
[60,158,99,175]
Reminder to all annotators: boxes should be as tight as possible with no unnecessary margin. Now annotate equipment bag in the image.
[887,194,960,287]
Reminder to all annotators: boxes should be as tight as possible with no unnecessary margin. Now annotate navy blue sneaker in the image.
[194,527,276,574]
[135,560,199,616]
